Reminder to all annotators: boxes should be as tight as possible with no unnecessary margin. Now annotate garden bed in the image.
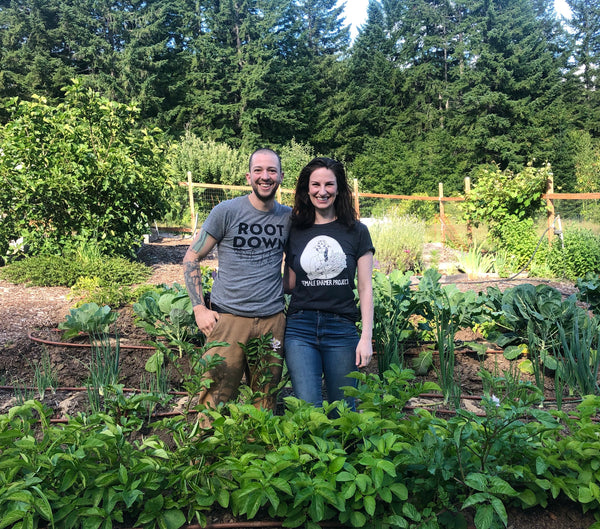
[0,238,596,529]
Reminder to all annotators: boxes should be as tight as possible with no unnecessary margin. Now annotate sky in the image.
[340,0,573,41]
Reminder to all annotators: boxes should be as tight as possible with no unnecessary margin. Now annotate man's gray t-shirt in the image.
[202,195,291,317]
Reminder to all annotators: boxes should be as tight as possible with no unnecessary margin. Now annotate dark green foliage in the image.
[547,227,600,280]
[0,254,151,287]
[4,370,600,528]
[576,272,600,315]
[1,0,599,196]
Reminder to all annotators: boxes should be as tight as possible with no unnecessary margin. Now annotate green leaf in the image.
[465,473,487,492]
[363,495,376,516]
[145,351,164,373]
[401,502,420,521]
[474,504,494,529]
[328,456,346,474]
[519,489,538,506]
[350,511,367,527]
[390,482,408,500]
[160,509,186,529]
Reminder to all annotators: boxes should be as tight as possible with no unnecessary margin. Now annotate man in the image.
[183,148,291,411]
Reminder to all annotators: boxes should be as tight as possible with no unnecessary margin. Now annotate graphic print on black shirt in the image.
[300,235,349,287]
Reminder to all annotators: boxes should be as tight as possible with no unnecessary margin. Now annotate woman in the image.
[283,157,374,411]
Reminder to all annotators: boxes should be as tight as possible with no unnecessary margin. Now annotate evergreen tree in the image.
[0,0,73,102]
[315,0,401,160]
[566,0,600,133]
[451,0,564,170]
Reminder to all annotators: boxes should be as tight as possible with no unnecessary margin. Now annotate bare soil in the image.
[0,237,596,529]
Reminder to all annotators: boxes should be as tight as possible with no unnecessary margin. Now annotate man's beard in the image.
[252,181,278,202]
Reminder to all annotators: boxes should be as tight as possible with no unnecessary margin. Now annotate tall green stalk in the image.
[86,328,120,413]
[555,316,600,398]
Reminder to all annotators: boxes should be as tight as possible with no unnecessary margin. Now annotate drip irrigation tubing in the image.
[29,330,508,357]
[28,330,156,350]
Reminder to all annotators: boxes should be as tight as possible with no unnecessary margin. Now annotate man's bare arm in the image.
[183,260,206,307]
[183,230,220,335]
[183,229,217,304]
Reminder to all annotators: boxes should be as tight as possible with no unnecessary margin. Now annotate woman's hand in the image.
[355,336,373,368]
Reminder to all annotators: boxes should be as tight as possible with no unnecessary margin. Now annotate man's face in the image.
[246,151,283,203]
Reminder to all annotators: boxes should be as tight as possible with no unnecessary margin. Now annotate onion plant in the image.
[86,328,121,413]
[32,349,58,400]
[555,315,600,398]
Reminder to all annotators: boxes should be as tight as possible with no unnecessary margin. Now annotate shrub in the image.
[548,228,600,280]
[369,214,426,273]
[491,218,549,272]
[0,255,85,286]
[464,162,548,236]
[0,80,173,259]
[69,277,156,308]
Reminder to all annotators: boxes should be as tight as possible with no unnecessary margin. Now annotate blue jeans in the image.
[284,310,359,410]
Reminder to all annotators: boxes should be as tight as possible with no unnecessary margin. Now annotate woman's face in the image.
[308,167,338,215]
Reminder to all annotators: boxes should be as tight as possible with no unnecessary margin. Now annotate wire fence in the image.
[179,173,600,247]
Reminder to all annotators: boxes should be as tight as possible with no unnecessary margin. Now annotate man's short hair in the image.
[249,148,282,172]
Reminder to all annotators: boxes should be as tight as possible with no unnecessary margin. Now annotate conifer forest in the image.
[0,0,599,195]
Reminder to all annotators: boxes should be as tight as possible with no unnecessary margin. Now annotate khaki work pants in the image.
[198,311,285,411]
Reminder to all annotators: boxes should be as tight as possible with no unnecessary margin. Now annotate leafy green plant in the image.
[491,249,516,278]
[464,162,549,237]
[3,366,600,528]
[133,283,201,358]
[371,269,421,374]
[415,269,488,406]
[576,272,600,315]
[491,217,551,273]
[238,333,285,407]
[59,303,118,340]
[548,227,600,280]
[488,283,591,396]
[69,277,154,308]
[457,244,495,279]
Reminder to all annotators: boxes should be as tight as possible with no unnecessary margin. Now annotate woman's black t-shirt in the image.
[285,220,374,322]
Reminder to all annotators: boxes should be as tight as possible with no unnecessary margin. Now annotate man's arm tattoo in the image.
[183,261,206,307]
[191,229,209,253]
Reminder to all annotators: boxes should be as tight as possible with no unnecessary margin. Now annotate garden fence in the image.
[180,173,600,247]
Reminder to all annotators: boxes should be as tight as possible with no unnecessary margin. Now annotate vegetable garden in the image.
[3,84,600,529]
[1,240,600,529]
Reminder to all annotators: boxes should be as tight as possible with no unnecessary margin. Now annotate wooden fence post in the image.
[547,174,555,245]
[187,171,195,232]
[353,179,360,219]
[439,183,445,244]
[465,176,472,245]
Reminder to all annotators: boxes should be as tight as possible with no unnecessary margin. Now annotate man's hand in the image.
[193,304,220,336]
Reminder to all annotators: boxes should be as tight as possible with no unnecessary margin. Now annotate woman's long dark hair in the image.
[291,157,356,229]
